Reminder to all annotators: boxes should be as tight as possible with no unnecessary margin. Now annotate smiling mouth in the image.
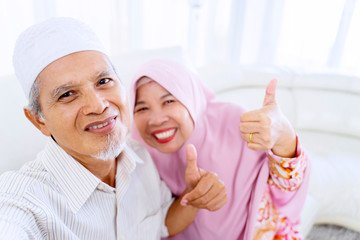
[152,128,177,143]
[85,116,117,131]
[88,121,110,130]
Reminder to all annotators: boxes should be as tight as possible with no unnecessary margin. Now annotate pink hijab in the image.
[130,59,309,240]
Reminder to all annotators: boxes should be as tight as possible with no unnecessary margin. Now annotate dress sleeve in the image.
[266,135,307,192]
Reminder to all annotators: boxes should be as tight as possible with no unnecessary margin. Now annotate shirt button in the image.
[97,185,104,191]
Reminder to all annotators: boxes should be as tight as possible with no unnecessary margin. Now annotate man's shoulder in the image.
[123,138,166,195]
[125,138,152,163]
[126,138,146,151]
[0,162,50,240]
[124,138,162,179]
[0,159,49,196]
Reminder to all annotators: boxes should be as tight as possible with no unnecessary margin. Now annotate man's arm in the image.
[165,190,199,237]
[0,191,43,240]
[0,219,31,240]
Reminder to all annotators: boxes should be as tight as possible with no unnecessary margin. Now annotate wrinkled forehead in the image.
[37,51,117,92]
[41,51,113,76]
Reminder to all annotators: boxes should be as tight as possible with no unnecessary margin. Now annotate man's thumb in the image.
[263,78,278,106]
[185,144,200,184]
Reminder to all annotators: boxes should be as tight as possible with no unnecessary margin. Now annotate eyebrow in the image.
[134,93,173,107]
[51,82,76,99]
[97,69,113,79]
[160,93,172,99]
[51,69,115,99]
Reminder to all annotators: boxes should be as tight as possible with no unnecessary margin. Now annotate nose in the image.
[148,108,169,126]
[81,90,109,115]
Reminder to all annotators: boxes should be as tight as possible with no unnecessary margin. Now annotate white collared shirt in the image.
[0,138,173,240]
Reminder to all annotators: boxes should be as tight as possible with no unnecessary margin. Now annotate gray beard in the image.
[91,130,128,161]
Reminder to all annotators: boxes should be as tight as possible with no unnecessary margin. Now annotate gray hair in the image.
[27,77,43,119]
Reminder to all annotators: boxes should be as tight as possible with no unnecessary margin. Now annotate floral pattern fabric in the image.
[253,141,306,240]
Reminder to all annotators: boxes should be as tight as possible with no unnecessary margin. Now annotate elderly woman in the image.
[130,59,310,240]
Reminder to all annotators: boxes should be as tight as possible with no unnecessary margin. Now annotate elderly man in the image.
[0,18,226,239]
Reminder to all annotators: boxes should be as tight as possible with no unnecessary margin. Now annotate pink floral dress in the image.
[253,141,307,240]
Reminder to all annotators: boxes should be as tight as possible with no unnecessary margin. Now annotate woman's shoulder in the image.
[208,101,246,122]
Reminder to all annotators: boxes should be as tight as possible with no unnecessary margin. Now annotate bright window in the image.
[0,0,359,76]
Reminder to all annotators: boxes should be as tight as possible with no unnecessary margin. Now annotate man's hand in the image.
[239,79,297,157]
[181,144,227,211]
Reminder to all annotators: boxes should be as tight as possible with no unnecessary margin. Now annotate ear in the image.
[24,108,51,136]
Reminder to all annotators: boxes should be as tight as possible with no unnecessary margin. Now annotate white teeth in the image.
[155,129,176,139]
[89,121,109,130]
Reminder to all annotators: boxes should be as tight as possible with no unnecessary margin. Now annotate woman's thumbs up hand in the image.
[239,79,297,157]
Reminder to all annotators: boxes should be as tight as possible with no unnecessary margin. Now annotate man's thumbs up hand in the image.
[184,144,201,190]
[181,144,227,211]
[239,79,297,157]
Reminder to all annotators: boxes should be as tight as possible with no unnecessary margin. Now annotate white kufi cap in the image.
[13,17,107,99]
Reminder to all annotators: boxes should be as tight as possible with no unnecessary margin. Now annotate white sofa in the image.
[1,47,359,238]
[197,63,360,237]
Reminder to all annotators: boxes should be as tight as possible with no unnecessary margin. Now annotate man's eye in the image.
[58,91,73,100]
[99,78,110,85]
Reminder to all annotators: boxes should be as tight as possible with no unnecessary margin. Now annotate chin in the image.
[155,144,181,154]
[92,132,127,160]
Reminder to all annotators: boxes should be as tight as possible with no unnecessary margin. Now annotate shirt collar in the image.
[115,140,144,201]
[41,138,145,213]
[41,138,102,214]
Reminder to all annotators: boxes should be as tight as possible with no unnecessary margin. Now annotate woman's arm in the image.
[267,136,307,192]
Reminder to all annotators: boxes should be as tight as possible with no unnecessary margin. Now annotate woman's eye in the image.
[99,78,110,85]
[58,91,73,100]
[165,99,175,104]
[135,107,148,113]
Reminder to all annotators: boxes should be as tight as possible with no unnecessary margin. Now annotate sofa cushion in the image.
[308,151,360,233]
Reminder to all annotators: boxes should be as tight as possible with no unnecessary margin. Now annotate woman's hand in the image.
[239,79,297,158]
[181,144,227,211]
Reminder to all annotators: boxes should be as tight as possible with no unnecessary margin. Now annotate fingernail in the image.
[181,199,188,206]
